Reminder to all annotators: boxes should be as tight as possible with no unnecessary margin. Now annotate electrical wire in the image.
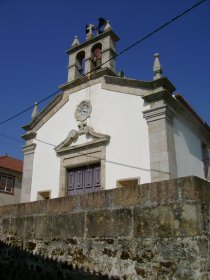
[117,0,208,57]
[0,132,24,143]
[0,131,169,174]
[78,0,208,74]
[0,89,62,125]
[34,138,170,174]
[0,0,207,174]
[0,0,207,126]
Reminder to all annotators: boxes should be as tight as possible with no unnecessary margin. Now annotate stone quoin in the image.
[20,19,210,203]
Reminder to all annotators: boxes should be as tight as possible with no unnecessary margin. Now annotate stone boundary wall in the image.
[0,176,209,280]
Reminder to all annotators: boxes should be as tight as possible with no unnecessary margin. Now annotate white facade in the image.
[21,23,210,202]
[30,82,151,201]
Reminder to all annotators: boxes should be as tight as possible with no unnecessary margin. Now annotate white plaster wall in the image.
[31,87,89,201]
[90,86,151,188]
[31,141,60,200]
[173,117,204,179]
[30,82,151,201]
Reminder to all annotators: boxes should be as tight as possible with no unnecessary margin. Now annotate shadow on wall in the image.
[173,118,202,160]
[0,241,115,280]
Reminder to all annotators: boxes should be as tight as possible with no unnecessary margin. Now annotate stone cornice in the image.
[60,74,175,97]
[143,105,174,123]
[66,29,120,55]
[143,89,210,144]
[21,74,176,137]
[22,92,68,132]
[55,126,110,156]
[22,132,37,141]
[59,68,116,91]
[142,89,169,102]
[103,76,176,94]
[56,138,109,156]
[22,143,37,154]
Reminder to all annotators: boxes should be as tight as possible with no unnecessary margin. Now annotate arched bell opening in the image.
[75,50,85,78]
[91,43,102,71]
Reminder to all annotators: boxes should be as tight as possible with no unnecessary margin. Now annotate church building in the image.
[21,20,210,202]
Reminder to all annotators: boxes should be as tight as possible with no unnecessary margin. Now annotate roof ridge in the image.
[0,155,22,161]
[0,155,8,159]
[0,156,23,173]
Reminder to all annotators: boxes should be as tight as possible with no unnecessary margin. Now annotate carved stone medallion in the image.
[75,100,92,122]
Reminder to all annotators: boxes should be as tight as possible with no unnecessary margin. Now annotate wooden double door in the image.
[67,163,100,196]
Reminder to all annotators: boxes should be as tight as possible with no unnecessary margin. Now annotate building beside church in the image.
[21,21,210,202]
[0,155,23,205]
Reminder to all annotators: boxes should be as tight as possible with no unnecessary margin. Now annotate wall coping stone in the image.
[0,176,209,218]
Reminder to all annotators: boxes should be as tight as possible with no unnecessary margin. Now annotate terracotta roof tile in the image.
[0,155,23,173]
[175,94,210,134]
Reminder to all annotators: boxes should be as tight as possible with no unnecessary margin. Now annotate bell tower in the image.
[66,20,120,82]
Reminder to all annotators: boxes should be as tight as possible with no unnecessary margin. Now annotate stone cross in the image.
[86,23,95,40]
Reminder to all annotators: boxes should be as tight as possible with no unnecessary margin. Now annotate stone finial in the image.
[31,102,39,119]
[104,20,111,31]
[118,70,125,78]
[153,53,163,80]
[71,35,80,47]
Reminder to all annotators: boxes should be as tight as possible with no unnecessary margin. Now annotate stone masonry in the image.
[0,176,209,279]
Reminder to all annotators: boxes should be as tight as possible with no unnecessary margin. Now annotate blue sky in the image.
[0,0,209,160]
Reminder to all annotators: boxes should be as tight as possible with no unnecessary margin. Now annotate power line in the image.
[0,89,62,125]
[0,131,169,174]
[84,0,208,73]
[34,138,169,174]
[35,138,56,147]
[0,0,207,126]
[0,132,24,143]
[0,0,207,172]
[118,0,208,57]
